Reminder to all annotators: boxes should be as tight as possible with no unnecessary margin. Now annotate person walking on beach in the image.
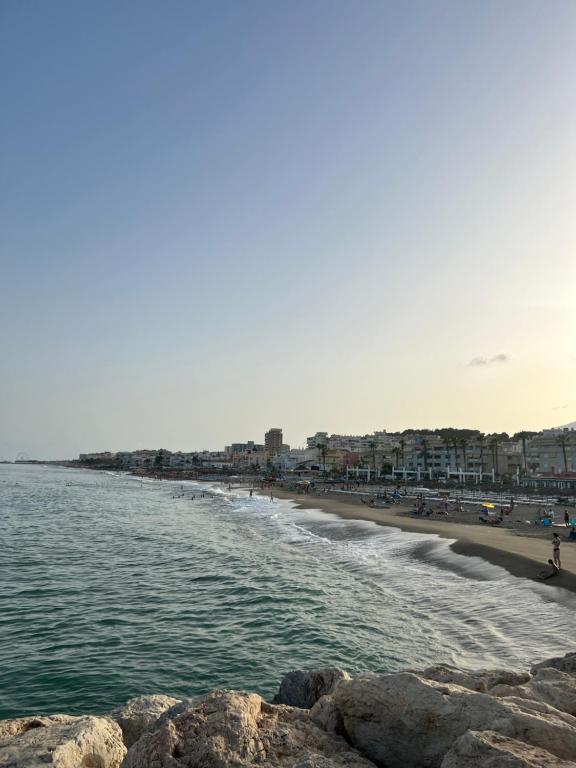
[552,533,561,569]
[565,510,570,527]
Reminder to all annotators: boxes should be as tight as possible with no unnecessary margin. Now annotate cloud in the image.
[468,353,510,367]
[552,404,569,411]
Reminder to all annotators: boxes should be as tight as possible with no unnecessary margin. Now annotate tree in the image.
[438,432,454,473]
[459,437,468,472]
[368,440,377,477]
[381,458,393,475]
[399,438,406,469]
[452,436,460,471]
[420,438,430,472]
[392,447,401,470]
[557,433,569,473]
[513,431,538,475]
[488,435,500,477]
[477,432,485,477]
[317,443,328,474]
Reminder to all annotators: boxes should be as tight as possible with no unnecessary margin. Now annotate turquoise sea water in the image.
[1,464,575,719]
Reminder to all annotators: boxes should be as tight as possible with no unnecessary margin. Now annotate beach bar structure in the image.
[391,467,498,483]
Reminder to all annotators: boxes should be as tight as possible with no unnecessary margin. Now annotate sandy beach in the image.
[264,487,576,594]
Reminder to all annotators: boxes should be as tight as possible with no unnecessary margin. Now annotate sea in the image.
[1,464,575,719]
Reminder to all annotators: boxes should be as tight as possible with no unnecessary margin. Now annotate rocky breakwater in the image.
[1,655,575,767]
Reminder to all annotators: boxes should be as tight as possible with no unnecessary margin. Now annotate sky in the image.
[1,0,575,459]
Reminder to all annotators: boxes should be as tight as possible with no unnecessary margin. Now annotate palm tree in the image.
[459,437,468,472]
[452,437,460,471]
[557,433,569,473]
[399,438,406,469]
[368,440,377,478]
[154,449,166,469]
[477,433,485,478]
[392,447,401,470]
[317,443,328,474]
[439,433,453,474]
[488,435,500,478]
[420,438,429,472]
[513,431,537,475]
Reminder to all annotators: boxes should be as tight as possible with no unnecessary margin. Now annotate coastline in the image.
[264,487,576,594]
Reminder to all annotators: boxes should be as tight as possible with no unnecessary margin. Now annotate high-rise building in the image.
[265,428,283,456]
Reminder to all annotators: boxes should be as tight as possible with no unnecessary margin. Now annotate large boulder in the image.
[273,668,351,709]
[154,697,200,728]
[441,730,575,767]
[333,672,576,768]
[532,652,576,676]
[491,667,576,717]
[310,695,344,735]
[0,715,77,741]
[110,694,179,747]
[123,689,374,768]
[0,714,125,768]
[420,665,531,692]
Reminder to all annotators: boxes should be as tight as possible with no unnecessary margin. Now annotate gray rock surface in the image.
[0,715,77,741]
[333,672,576,768]
[533,652,576,676]
[421,664,531,692]
[154,697,200,728]
[123,689,373,768]
[491,667,576,717]
[273,668,351,709]
[309,695,344,735]
[0,714,125,768]
[110,694,179,747]
[440,730,576,768]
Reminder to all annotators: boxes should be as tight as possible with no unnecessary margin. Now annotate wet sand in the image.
[265,487,576,594]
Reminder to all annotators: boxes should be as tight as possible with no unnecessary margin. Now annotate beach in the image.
[265,486,576,594]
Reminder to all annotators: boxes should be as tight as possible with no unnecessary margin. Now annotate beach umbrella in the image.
[482,502,495,509]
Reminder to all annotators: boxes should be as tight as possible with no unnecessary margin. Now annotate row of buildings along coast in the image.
[79,424,576,488]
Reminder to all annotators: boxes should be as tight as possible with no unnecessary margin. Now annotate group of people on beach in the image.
[538,533,563,580]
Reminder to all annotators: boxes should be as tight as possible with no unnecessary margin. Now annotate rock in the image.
[533,652,576,676]
[0,715,77,741]
[333,672,576,768]
[421,664,531,692]
[110,694,179,747]
[123,689,374,768]
[0,714,125,768]
[491,667,576,717]
[310,695,344,735]
[154,697,200,728]
[273,668,351,709]
[441,730,575,767]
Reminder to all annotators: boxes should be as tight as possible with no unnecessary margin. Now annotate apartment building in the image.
[265,428,288,456]
[306,430,396,454]
[527,429,576,474]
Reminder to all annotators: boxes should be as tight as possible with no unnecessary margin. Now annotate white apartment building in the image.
[527,429,576,474]
[271,448,317,472]
[306,430,397,454]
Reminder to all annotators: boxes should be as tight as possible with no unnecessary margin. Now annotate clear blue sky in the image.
[1,1,575,458]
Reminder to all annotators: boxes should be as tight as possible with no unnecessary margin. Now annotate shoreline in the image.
[264,487,576,595]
